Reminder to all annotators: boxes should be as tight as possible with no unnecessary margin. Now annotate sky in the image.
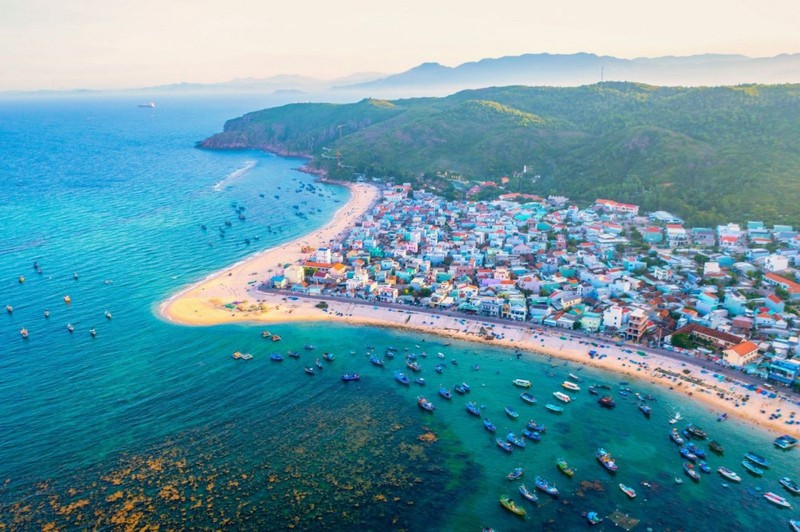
[2,0,799,91]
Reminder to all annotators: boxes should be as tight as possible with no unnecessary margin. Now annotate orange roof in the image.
[765,272,800,293]
[727,341,759,356]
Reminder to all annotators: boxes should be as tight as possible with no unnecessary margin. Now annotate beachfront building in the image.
[625,308,649,342]
[284,265,305,285]
[721,340,761,367]
[767,358,800,388]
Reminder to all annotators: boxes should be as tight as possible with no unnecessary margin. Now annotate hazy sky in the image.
[2,0,799,90]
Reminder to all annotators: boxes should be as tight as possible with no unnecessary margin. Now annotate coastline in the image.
[160,183,798,440]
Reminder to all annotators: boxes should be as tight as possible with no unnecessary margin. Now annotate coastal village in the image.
[268,181,800,392]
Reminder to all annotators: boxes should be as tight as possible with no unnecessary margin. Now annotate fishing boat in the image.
[406,360,421,372]
[304,367,315,375]
[741,459,764,476]
[791,520,800,532]
[639,404,652,417]
[584,511,603,526]
[619,483,636,498]
[5,305,13,314]
[527,420,546,432]
[465,401,481,416]
[270,353,284,362]
[568,372,581,382]
[271,335,281,342]
[764,492,792,508]
[596,448,618,472]
[434,364,445,374]
[512,379,532,388]
[520,392,537,404]
[67,323,74,333]
[553,391,571,403]
[417,396,435,412]
[454,383,468,395]
[505,406,520,418]
[484,418,496,433]
[744,451,769,468]
[18,275,24,284]
[780,477,800,495]
[686,443,706,459]
[717,412,728,422]
[104,311,112,320]
[261,330,271,338]
[460,382,471,392]
[414,377,426,386]
[394,372,411,385]
[315,358,324,369]
[717,467,741,482]
[64,295,71,303]
[709,440,724,454]
[232,351,253,360]
[519,484,538,503]
[698,461,711,474]
[679,447,698,462]
[587,385,599,395]
[20,328,29,339]
[506,432,526,448]
[322,352,335,362]
[775,435,799,450]
[89,328,97,337]
[507,467,524,480]
[341,373,360,382]
[557,459,575,477]
[522,429,541,441]
[534,476,559,497]
[304,344,316,350]
[686,425,708,439]
[496,438,513,453]
[598,396,616,408]
[499,495,526,517]
[545,404,564,413]
[438,387,452,399]
[561,381,580,391]
[683,462,700,481]
[369,356,384,367]
[670,428,685,445]
[669,412,683,424]
[288,351,300,359]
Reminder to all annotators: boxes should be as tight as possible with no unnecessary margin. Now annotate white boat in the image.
[764,491,792,508]
[561,381,580,391]
[137,102,156,108]
[668,412,683,424]
[512,379,532,388]
[717,467,741,482]
[553,391,572,403]
[567,372,581,382]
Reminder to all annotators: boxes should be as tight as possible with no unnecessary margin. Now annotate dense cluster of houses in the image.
[267,184,800,389]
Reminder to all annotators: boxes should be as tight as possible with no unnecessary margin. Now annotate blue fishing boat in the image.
[322,352,335,361]
[679,446,698,462]
[434,364,445,374]
[304,344,316,350]
[596,448,618,472]
[506,432,526,448]
[686,443,706,459]
[406,360,421,372]
[496,438,513,453]
[584,511,603,526]
[683,462,700,481]
[270,353,284,362]
[545,404,564,413]
[670,428,685,445]
[598,396,616,408]
[394,371,411,385]
[414,377,426,386]
[507,467,524,480]
[698,461,711,474]
[484,418,497,433]
[303,366,315,375]
[341,373,360,382]
[315,357,324,369]
[520,392,537,404]
[438,387,452,399]
[369,356,384,367]
[465,401,481,416]
[454,384,468,395]
[744,451,769,468]
[779,477,800,495]
[417,396,435,412]
[519,484,538,503]
[460,382,471,392]
[505,406,520,419]
[774,434,799,450]
[288,351,300,359]
[534,476,559,497]
[522,429,542,441]
[639,404,651,417]
[526,420,546,432]
[686,424,708,439]
[741,459,764,476]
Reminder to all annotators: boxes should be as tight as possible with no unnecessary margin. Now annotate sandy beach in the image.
[161,181,799,439]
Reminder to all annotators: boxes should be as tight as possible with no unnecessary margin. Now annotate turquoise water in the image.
[1,96,797,530]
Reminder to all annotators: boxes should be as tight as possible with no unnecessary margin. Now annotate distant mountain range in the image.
[5,52,800,97]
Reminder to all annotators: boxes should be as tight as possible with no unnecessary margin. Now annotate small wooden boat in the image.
[20,328,29,339]
[670,428,685,446]
[104,310,112,320]
[341,373,360,382]
[535,476,559,497]
[465,401,481,416]
[44,309,50,318]
[680,447,698,462]
[619,483,636,498]
[588,385,599,395]
[744,451,769,468]
[584,511,603,526]
[717,412,728,422]
[288,351,300,359]
[434,364,445,373]
[526,420,546,432]
[496,438,513,453]
[561,381,580,391]
[557,459,575,477]
[270,353,284,362]
[6,305,13,314]
[460,382,471,392]
[89,328,97,337]
[553,391,571,403]
[406,360,421,372]
[271,335,281,342]
[686,443,706,458]
[639,404,651,417]
[686,425,708,439]
[596,448,618,472]
[780,477,800,495]
[507,467,524,480]
[520,392,537,404]
[717,467,741,482]
[741,459,764,476]
[18,275,24,284]
[567,372,581,382]
[522,429,541,441]
[304,344,316,350]
[683,462,700,481]
[322,352,335,361]
[545,404,564,413]
[414,377,426,386]
[764,491,792,508]
[790,519,800,532]
[506,432,526,448]
[315,358,324,369]
[438,387,452,399]
[512,379,532,388]
[64,295,71,303]
[394,372,411,385]
[774,434,799,449]
[67,323,74,333]
[709,440,724,454]
[505,406,519,419]
[698,461,711,474]
[499,495,526,517]
[369,356,384,367]
[483,418,496,433]
[417,396,435,412]
[519,484,538,503]
[454,383,468,395]
[261,330,271,338]
[304,367,315,375]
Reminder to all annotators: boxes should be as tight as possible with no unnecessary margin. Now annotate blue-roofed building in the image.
[768,358,800,388]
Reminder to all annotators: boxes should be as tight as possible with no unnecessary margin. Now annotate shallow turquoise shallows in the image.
[0,96,796,530]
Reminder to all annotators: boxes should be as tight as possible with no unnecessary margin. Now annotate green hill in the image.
[200,83,800,226]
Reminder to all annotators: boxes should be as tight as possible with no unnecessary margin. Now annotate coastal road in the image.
[254,287,799,400]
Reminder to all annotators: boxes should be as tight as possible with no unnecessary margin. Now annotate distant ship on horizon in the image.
[137,102,155,108]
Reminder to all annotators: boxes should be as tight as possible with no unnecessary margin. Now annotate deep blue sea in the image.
[0,95,798,530]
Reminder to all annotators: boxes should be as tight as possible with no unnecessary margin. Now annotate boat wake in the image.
[212,160,256,191]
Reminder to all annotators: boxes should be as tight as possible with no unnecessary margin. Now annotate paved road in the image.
[255,286,799,400]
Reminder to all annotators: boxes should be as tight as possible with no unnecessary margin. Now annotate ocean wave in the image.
[212,160,256,191]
